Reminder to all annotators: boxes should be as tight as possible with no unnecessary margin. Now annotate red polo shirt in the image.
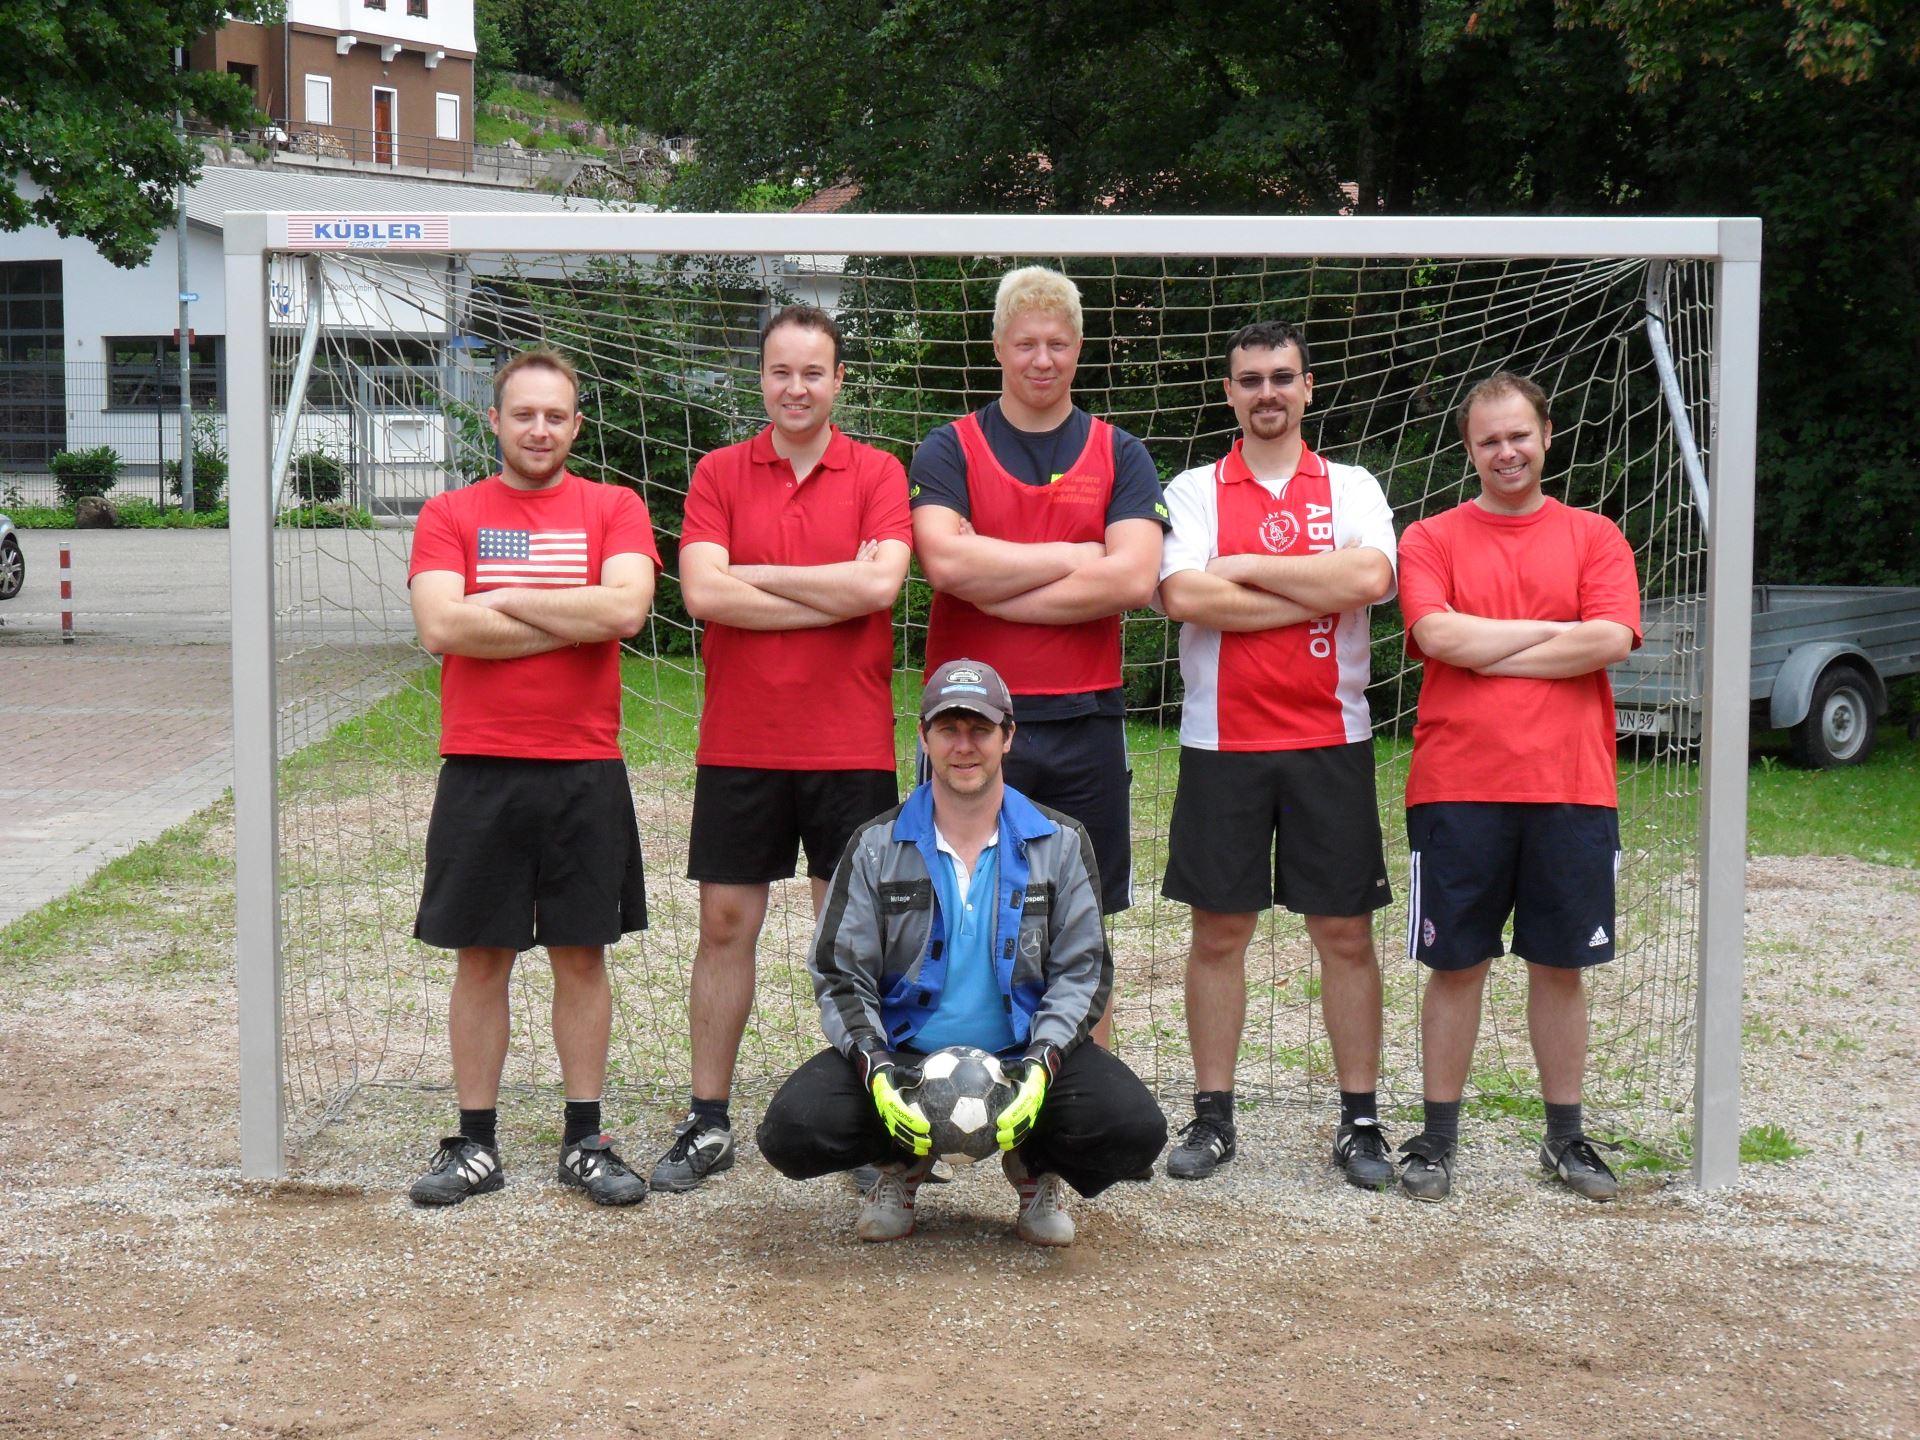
[681,425,912,769]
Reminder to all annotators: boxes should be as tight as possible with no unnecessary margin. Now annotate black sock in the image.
[1422,1099,1461,1145]
[690,1094,731,1132]
[1194,1090,1234,1127]
[459,1107,497,1151]
[1545,1101,1584,1143]
[563,1098,601,1147]
[1340,1090,1378,1128]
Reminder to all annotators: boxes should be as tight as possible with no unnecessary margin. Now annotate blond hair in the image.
[993,266,1083,340]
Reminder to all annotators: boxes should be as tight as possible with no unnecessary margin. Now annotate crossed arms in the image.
[679,538,911,630]
[1410,610,1635,678]
[411,552,656,658]
[912,508,1161,622]
[1159,546,1394,631]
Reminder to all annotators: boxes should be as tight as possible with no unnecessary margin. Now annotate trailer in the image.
[1612,585,1920,767]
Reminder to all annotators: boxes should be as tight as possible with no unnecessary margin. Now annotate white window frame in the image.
[303,74,332,127]
[434,92,460,142]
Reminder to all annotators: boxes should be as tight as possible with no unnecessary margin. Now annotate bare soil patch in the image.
[0,855,1913,1438]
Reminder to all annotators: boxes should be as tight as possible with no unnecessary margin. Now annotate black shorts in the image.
[414,755,647,952]
[1162,742,1392,916]
[687,766,898,884]
[998,713,1132,915]
[1405,802,1619,971]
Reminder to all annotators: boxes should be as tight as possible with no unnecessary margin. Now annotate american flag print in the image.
[474,528,590,587]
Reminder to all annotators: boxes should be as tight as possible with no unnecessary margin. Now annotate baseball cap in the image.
[920,658,1013,726]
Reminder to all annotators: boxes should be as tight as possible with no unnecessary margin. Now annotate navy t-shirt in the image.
[910,402,1167,720]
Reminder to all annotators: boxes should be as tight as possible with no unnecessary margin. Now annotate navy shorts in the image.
[687,766,898,884]
[1163,742,1392,916]
[414,756,647,952]
[1406,802,1619,971]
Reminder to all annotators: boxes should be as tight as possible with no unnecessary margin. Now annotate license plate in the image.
[1615,708,1666,736]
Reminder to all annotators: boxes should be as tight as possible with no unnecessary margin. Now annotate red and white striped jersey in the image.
[1160,442,1396,751]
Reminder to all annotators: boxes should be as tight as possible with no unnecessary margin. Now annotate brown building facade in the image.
[192,12,476,175]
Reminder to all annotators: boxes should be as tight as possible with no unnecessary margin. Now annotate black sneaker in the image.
[1540,1134,1621,1201]
[1398,1132,1454,1202]
[1166,1115,1236,1180]
[409,1136,504,1206]
[557,1133,649,1206]
[1333,1118,1395,1190]
[649,1117,737,1193]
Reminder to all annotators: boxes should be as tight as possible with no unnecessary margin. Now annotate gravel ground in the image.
[0,854,1914,1438]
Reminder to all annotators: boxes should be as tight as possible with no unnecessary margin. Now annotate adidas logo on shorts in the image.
[1588,926,1610,948]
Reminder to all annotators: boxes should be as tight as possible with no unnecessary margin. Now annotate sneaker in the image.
[856,1158,933,1242]
[409,1136,504,1206]
[649,1117,737,1193]
[1004,1150,1075,1247]
[1540,1134,1621,1201]
[557,1133,649,1206]
[1165,1114,1236,1180]
[847,1159,953,1195]
[1333,1118,1395,1190]
[1398,1133,1455,1202]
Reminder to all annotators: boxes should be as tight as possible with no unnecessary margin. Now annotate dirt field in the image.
[1,853,1914,1439]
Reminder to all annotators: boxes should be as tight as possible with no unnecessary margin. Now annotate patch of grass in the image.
[1745,726,1919,866]
[1463,1071,1547,1122]
[1740,1123,1808,1164]
[0,808,233,976]
[1613,1134,1688,1174]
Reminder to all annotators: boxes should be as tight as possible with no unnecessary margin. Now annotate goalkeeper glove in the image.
[859,1047,930,1158]
[996,1042,1061,1151]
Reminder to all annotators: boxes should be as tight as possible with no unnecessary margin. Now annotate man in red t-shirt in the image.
[1396,371,1642,1203]
[652,305,913,1192]
[1157,320,1398,1189]
[405,346,662,1209]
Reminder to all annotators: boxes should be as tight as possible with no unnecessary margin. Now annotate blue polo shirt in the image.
[913,828,1017,1054]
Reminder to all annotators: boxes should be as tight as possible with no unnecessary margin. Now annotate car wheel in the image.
[0,535,22,600]
[1790,664,1877,768]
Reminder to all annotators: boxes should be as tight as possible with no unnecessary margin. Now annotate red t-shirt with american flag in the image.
[408,471,661,760]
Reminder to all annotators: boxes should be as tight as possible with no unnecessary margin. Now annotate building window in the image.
[435,93,460,141]
[364,0,386,9]
[304,74,332,126]
[0,261,65,466]
[106,336,224,410]
[408,0,428,14]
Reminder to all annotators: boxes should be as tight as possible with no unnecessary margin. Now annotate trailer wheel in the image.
[1790,664,1877,768]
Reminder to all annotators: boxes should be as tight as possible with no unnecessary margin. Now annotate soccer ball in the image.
[911,1045,1016,1165]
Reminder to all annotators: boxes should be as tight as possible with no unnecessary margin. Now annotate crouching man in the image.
[757,660,1167,1245]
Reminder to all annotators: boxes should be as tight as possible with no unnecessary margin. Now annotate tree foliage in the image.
[565,0,1917,585]
[1,0,275,268]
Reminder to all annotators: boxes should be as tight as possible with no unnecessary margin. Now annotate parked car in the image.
[0,514,21,601]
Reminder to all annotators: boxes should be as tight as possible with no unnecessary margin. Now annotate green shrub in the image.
[164,416,229,508]
[49,446,123,507]
[114,498,230,529]
[289,451,346,504]
[278,502,374,529]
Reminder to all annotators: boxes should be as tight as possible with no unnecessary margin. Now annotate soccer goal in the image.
[223,212,1758,1187]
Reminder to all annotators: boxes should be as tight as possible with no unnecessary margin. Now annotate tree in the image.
[571,0,1918,584]
[2,0,274,269]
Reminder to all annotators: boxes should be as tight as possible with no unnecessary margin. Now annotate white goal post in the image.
[223,212,1759,1189]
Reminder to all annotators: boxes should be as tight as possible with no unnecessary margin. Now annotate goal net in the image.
[227,214,1752,1180]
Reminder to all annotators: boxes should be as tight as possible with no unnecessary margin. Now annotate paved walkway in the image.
[0,529,415,927]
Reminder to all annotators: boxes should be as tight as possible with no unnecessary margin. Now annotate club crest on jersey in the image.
[1259,511,1299,553]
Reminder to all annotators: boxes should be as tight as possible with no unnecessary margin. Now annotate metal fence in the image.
[0,362,216,509]
[0,358,480,514]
